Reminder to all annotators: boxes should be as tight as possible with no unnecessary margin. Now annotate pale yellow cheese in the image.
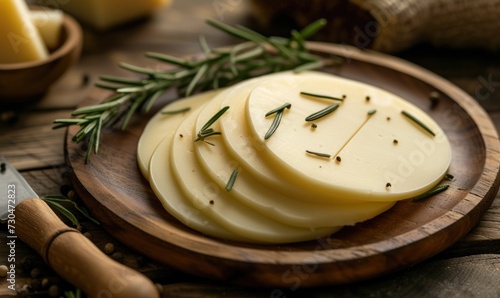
[244,72,451,203]
[0,0,48,64]
[58,0,170,30]
[137,90,220,178]
[139,71,452,244]
[149,133,251,242]
[169,107,341,243]
[194,86,395,229]
[30,9,63,50]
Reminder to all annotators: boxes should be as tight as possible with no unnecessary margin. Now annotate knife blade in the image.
[0,157,159,298]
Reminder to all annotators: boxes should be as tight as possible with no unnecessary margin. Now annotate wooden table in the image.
[2,1,500,296]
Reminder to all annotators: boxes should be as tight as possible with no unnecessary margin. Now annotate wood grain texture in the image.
[64,42,500,287]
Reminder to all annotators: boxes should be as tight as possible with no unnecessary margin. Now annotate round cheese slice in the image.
[169,106,341,243]
[245,72,451,203]
[137,90,221,178]
[193,87,395,229]
[149,132,251,242]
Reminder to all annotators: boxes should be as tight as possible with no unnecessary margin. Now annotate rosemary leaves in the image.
[194,106,229,145]
[54,18,329,163]
[225,168,239,191]
[305,103,339,122]
[264,102,291,140]
[401,110,436,137]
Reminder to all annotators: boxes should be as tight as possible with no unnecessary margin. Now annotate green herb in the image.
[194,106,229,145]
[225,168,239,191]
[412,184,449,202]
[264,109,284,140]
[42,195,100,226]
[305,103,339,122]
[265,102,291,117]
[300,91,344,101]
[53,18,330,163]
[401,110,436,137]
[64,288,82,298]
[367,109,377,116]
[445,173,454,180]
[306,150,331,158]
[161,107,191,114]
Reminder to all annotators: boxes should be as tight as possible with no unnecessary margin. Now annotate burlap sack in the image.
[249,0,500,53]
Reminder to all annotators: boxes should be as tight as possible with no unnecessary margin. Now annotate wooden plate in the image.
[66,42,500,287]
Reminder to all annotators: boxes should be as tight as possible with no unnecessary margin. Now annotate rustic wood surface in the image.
[64,41,500,288]
[2,0,500,297]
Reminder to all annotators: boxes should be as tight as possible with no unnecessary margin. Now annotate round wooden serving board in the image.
[66,42,500,287]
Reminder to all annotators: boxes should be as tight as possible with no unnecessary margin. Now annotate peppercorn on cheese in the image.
[138,71,451,243]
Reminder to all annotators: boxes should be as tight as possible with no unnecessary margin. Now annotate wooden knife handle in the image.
[15,198,159,298]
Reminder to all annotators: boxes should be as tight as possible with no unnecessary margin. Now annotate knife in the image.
[0,157,159,298]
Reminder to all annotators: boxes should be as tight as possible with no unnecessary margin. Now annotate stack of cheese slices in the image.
[137,71,452,244]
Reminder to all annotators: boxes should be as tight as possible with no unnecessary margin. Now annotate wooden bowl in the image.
[0,11,82,105]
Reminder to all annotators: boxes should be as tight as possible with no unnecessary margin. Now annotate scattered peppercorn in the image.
[31,268,40,278]
[67,190,75,201]
[83,232,92,239]
[429,91,440,108]
[386,116,391,121]
[104,243,115,255]
[393,139,399,144]
[41,278,50,289]
[179,134,184,138]
[386,182,392,188]
[311,123,317,128]
[209,200,214,205]
[0,265,8,277]
[365,96,371,101]
[336,156,341,162]
[49,285,59,297]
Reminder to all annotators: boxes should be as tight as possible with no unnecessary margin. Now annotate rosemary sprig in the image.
[305,150,331,159]
[264,103,291,140]
[53,18,330,163]
[401,110,436,137]
[300,91,344,102]
[265,102,291,117]
[305,103,339,122]
[412,184,449,202]
[225,168,239,191]
[42,195,100,226]
[194,106,229,145]
[161,107,191,114]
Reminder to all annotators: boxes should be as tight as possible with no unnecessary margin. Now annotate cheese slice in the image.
[245,72,451,203]
[194,86,395,228]
[169,107,341,243]
[137,90,220,178]
[149,133,251,242]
